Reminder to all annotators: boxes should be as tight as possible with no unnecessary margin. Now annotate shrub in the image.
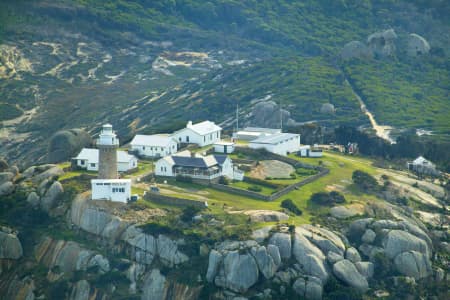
[181,206,202,223]
[138,222,181,236]
[218,176,229,185]
[248,185,262,192]
[352,170,378,191]
[281,199,302,215]
[176,175,193,183]
[310,191,346,206]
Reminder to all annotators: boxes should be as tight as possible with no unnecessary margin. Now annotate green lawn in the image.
[229,180,276,196]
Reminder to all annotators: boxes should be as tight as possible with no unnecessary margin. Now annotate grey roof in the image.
[130,134,175,147]
[251,133,299,145]
[74,148,136,163]
[241,127,281,134]
[170,153,228,169]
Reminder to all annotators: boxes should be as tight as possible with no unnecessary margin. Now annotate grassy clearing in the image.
[229,180,276,196]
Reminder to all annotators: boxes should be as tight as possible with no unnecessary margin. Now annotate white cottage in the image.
[155,151,242,181]
[130,134,178,158]
[298,145,323,158]
[172,120,222,147]
[74,148,137,172]
[249,133,300,156]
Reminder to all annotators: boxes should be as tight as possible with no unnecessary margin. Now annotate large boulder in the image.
[244,210,289,222]
[0,172,14,184]
[320,103,335,114]
[298,225,345,255]
[27,191,40,208]
[215,251,259,293]
[206,250,223,282]
[0,158,9,172]
[0,181,14,197]
[47,129,92,163]
[29,165,64,183]
[251,226,273,243]
[267,244,282,267]
[40,181,64,211]
[251,246,277,279]
[142,269,167,300]
[367,29,397,57]
[0,228,23,259]
[394,251,431,279]
[341,41,372,60]
[292,232,328,281]
[345,247,361,263]
[250,101,292,128]
[361,229,376,244]
[383,230,430,259]
[157,234,189,266]
[293,276,323,300]
[268,233,291,259]
[354,261,374,278]
[333,259,369,292]
[407,34,430,56]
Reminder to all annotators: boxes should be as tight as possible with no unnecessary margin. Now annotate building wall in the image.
[172,128,221,147]
[131,140,177,157]
[91,179,131,203]
[77,158,136,172]
[214,144,235,154]
[98,145,118,179]
[155,159,174,176]
[221,158,234,179]
[249,136,300,156]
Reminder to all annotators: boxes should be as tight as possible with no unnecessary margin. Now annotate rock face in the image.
[40,181,64,211]
[354,261,374,278]
[0,172,14,185]
[341,41,372,60]
[333,259,369,292]
[407,33,430,56]
[26,191,40,208]
[383,230,430,259]
[330,206,360,219]
[251,226,273,243]
[215,251,259,293]
[244,210,289,222]
[293,276,323,300]
[0,227,23,259]
[206,250,223,282]
[142,269,167,300]
[298,225,345,256]
[70,280,90,300]
[394,251,431,279]
[367,29,397,57]
[269,233,291,259]
[345,247,361,263]
[251,246,277,279]
[292,232,328,281]
[361,229,376,244]
[25,165,64,183]
[250,101,292,128]
[47,129,92,163]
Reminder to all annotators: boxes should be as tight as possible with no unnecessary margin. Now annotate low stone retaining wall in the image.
[144,192,207,208]
[209,183,270,200]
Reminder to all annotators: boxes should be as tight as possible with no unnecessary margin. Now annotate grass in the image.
[229,180,276,196]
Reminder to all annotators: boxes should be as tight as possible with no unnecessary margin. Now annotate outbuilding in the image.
[298,145,323,158]
[130,134,178,158]
[214,141,235,154]
[249,133,300,156]
[172,120,222,147]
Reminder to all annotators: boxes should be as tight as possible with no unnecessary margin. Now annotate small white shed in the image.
[214,141,235,154]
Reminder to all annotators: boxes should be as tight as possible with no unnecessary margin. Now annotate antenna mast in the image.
[280,100,283,132]
[236,104,239,132]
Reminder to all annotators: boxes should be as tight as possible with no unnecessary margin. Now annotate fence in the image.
[144,192,207,208]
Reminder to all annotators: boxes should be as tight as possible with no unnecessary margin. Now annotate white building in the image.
[155,151,243,181]
[249,133,300,156]
[214,141,235,154]
[233,127,281,141]
[298,145,323,158]
[130,134,178,158]
[172,120,222,147]
[91,124,132,203]
[74,148,138,172]
[91,179,131,203]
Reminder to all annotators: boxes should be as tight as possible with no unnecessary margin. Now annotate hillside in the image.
[0,0,449,167]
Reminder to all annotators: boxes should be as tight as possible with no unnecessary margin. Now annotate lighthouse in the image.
[91,124,131,203]
[97,124,119,179]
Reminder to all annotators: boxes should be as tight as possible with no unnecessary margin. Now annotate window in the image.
[204,136,206,142]
[217,132,219,138]
[186,136,189,142]
[96,183,103,186]
[91,163,96,167]
[80,160,85,165]
[143,146,145,150]
[161,166,164,172]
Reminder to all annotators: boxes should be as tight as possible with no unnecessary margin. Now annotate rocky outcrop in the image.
[214,251,259,293]
[330,205,361,219]
[2,276,35,300]
[251,246,277,279]
[407,34,430,56]
[341,41,372,60]
[206,250,223,282]
[293,276,323,300]
[24,164,64,183]
[354,261,374,278]
[249,101,292,128]
[40,181,64,211]
[0,172,14,184]
[361,229,376,244]
[367,29,397,57]
[383,230,430,259]
[394,251,431,279]
[345,247,361,263]
[320,103,335,114]
[298,225,346,256]
[142,269,167,300]
[0,227,23,259]
[333,259,369,292]
[47,129,93,163]
[292,232,328,282]
[251,226,273,243]
[244,210,289,222]
[268,233,291,259]
[26,191,40,208]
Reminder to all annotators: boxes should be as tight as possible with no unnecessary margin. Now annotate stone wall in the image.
[144,192,207,208]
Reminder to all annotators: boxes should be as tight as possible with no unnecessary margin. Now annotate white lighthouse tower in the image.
[91,124,131,203]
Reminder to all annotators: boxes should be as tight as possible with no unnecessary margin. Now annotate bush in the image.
[352,170,378,191]
[248,185,262,192]
[310,191,346,206]
[218,176,229,185]
[176,175,193,183]
[138,222,181,236]
[281,199,302,215]
[181,206,202,223]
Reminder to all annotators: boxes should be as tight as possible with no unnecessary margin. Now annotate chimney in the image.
[187,121,193,128]
[190,151,196,158]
